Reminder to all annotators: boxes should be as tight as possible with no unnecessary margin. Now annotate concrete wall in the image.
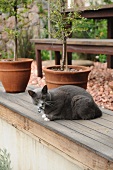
[0,118,82,170]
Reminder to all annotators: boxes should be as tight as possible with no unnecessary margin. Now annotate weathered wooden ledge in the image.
[0,83,113,170]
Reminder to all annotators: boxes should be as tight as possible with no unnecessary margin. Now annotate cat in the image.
[28,85,102,121]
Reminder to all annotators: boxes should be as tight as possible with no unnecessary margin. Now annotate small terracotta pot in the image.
[42,65,91,89]
[0,58,33,93]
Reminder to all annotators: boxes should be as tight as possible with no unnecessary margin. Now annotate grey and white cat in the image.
[28,85,102,121]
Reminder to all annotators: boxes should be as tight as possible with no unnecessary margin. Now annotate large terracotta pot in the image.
[0,58,33,93]
[43,65,91,89]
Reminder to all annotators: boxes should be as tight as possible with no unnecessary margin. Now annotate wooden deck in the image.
[0,83,113,169]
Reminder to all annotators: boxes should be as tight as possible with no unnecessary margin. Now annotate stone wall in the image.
[0,0,47,57]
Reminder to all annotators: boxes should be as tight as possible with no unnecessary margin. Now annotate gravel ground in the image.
[29,60,113,111]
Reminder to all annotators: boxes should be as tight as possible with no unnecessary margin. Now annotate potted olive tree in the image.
[42,0,91,89]
[0,0,33,93]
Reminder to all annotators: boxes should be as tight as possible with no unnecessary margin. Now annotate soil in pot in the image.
[42,65,91,89]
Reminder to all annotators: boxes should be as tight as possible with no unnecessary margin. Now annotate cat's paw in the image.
[42,114,46,118]
[44,117,50,121]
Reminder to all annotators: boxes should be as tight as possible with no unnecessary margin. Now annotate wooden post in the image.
[107,18,113,68]
[67,52,72,65]
[35,48,42,78]
[55,51,61,65]
[48,0,52,60]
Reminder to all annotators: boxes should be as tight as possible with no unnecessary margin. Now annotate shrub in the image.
[0,148,12,170]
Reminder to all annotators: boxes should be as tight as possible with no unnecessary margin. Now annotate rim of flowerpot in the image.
[42,65,91,74]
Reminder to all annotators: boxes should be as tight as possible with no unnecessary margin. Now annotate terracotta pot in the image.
[42,65,91,89]
[0,58,33,93]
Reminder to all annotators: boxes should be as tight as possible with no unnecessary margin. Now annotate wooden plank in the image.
[74,119,113,138]
[68,39,113,46]
[31,38,113,46]
[81,8,113,19]
[68,4,113,18]
[0,83,113,169]
[5,87,113,137]
[35,43,113,55]
[67,45,113,55]
[0,104,113,170]
[92,118,113,130]
[0,91,36,112]
[101,107,113,116]
[0,89,113,163]
[0,83,38,104]
[57,119,113,148]
[101,114,113,123]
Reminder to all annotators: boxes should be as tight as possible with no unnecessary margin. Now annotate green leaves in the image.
[49,0,88,40]
[48,0,90,70]
[0,0,33,16]
[0,0,33,60]
[0,148,12,170]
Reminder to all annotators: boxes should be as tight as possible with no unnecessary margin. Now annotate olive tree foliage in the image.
[49,0,88,71]
[0,0,33,61]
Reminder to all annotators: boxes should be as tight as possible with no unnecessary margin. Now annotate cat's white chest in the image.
[37,100,50,121]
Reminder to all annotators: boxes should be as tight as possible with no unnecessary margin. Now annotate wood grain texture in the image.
[0,83,113,170]
[31,38,113,46]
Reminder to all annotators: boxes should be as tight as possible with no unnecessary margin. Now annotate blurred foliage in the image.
[41,50,55,60]
[0,0,34,60]
[42,16,108,62]
[98,54,107,63]
[41,50,49,60]
[17,30,35,59]
[0,0,111,62]
[0,51,13,59]
[72,19,107,61]
[103,0,113,4]
[72,19,107,39]
[0,148,12,170]
[70,0,112,62]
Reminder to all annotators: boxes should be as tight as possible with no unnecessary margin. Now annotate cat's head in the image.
[28,85,48,105]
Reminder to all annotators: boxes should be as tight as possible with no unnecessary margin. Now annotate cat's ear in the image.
[42,85,48,94]
[28,90,36,97]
